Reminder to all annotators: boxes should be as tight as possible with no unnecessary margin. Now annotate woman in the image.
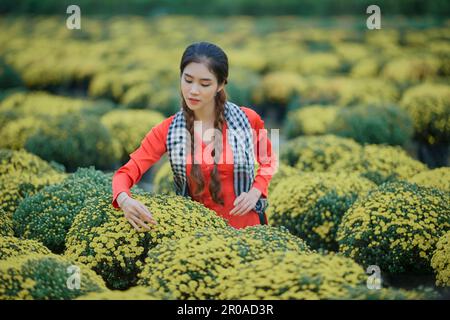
[112,41,277,231]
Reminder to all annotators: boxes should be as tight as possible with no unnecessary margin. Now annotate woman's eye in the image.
[184,79,210,87]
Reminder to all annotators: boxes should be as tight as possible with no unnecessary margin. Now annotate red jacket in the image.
[112,106,277,229]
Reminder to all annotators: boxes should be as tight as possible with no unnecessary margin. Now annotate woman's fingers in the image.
[125,207,153,232]
[230,198,251,216]
[230,201,244,215]
[121,198,157,231]
[137,203,157,225]
[126,216,143,232]
[235,201,253,216]
[233,192,246,207]
[129,214,152,231]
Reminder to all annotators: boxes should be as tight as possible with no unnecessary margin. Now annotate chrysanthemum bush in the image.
[0,253,106,300]
[333,43,370,66]
[431,231,450,287]
[0,102,114,151]
[280,135,362,171]
[294,53,342,76]
[0,116,50,150]
[77,286,173,300]
[350,56,381,78]
[152,160,175,195]
[100,109,165,162]
[252,71,304,106]
[215,251,366,300]
[239,225,312,256]
[13,167,113,253]
[328,104,414,146]
[329,144,428,185]
[89,68,180,116]
[136,229,241,300]
[0,209,14,236]
[137,226,311,299]
[64,191,148,290]
[119,82,155,108]
[381,55,441,85]
[399,83,450,145]
[0,149,66,216]
[295,77,399,107]
[408,167,450,192]
[24,113,122,171]
[337,181,450,274]
[0,148,64,177]
[336,78,400,107]
[0,236,51,260]
[226,67,261,107]
[429,40,450,76]
[284,103,414,146]
[267,163,298,194]
[284,105,339,139]
[65,192,229,290]
[294,76,342,105]
[0,91,90,118]
[0,57,22,88]
[0,91,118,150]
[267,172,376,251]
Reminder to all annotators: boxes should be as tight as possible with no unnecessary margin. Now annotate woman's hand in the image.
[118,193,157,232]
[229,187,262,216]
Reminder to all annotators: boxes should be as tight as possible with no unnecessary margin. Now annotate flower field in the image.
[0,14,449,300]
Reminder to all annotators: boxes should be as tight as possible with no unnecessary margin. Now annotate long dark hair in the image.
[180,42,229,205]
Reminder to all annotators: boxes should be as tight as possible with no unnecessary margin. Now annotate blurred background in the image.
[0,0,450,299]
[0,0,449,176]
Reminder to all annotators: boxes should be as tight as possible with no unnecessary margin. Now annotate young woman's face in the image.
[181,62,223,112]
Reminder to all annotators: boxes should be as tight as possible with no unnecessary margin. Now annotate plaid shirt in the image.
[166,101,268,224]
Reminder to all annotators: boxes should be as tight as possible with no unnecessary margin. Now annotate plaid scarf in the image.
[166,100,268,224]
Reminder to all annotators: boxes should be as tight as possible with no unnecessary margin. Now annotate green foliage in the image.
[66,192,229,289]
[280,135,362,171]
[329,104,414,146]
[0,253,106,300]
[77,286,173,300]
[408,167,450,193]
[284,105,339,138]
[0,57,22,88]
[0,236,51,260]
[400,83,450,145]
[337,181,450,274]
[268,172,376,251]
[0,149,66,216]
[339,285,439,300]
[431,231,450,287]
[216,251,366,299]
[329,144,428,185]
[137,226,311,299]
[13,167,112,253]
[0,210,14,237]
[25,113,121,171]
[153,161,175,195]
[100,109,165,162]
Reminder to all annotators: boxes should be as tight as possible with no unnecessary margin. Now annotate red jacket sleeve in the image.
[111,115,174,209]
[241,107,278,198]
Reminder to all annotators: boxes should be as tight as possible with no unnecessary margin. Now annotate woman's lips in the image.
[188,98,200,105]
